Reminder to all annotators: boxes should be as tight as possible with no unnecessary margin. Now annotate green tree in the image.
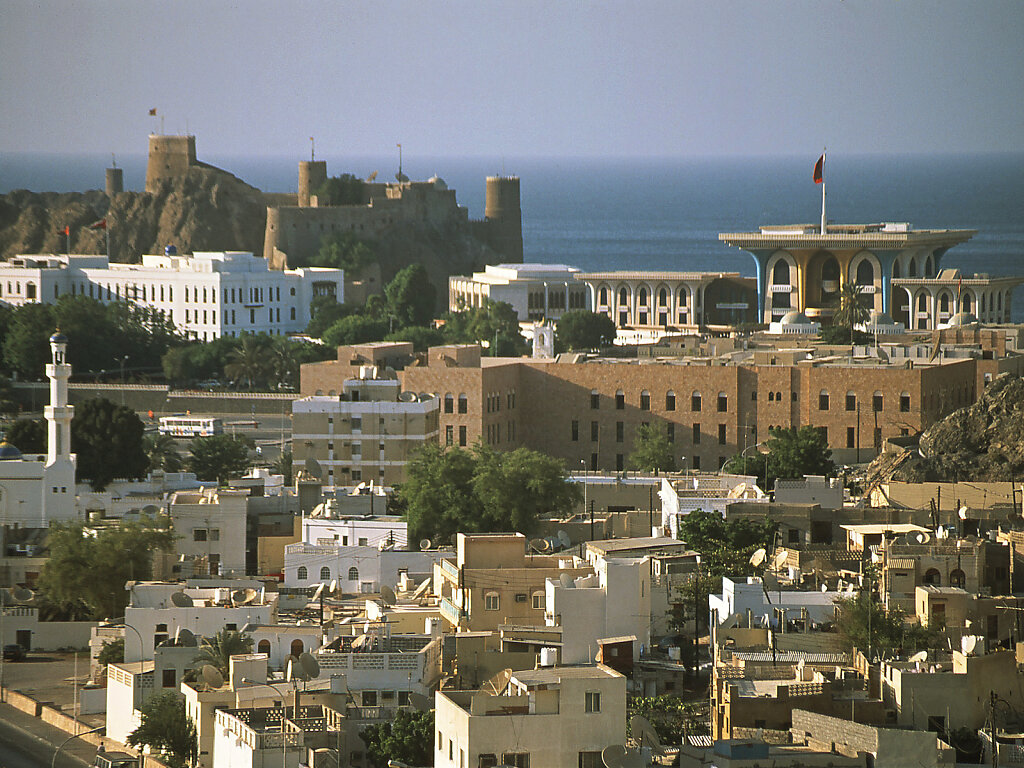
[628,695,708,743]
[307,296,355,338]
[675,508,777,577]
[443,300,527,356]
[819,325,873,346]
[360,709,434,768]
[314,174,369,207]
[555,310,617,350]
[38,517,174,619]
[833,282,871,345]
[161,336,241,386]
[144,433,184,472]
[127,691,198,768]
[302,231,376,273]
[385,264,437,328]
[628,423,676,474]
[98,637,125,667]
[192,629,254,678]
[386,325,446,352]
[834,566,939,658]
[224,334,269,390]
[273,449,293,485]
[5,417,45,454]
[188,434,251,484]
[322,314,390,347]
[2,303,54,379]
[71,397,148,490]
[724,425,835,491]
[401,443,580,545]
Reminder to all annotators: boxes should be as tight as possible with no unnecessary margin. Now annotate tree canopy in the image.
[675,508,777,577]
[723,425,835,491]
[833,282,871,345]
[628,423,676,474]
[314,174,369,207]
[443,299,527,356]
[71,397,148,490]
[556,310,617,350]
[188,434,251,484]
[38,517,174,620]
[5,417,45,454]
[127,691,198,768]
[192,629,254,677]
[386,264,438,328]
[360,709,434,768]
[400,443,581,544]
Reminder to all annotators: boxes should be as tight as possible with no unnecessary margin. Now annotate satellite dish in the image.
[908,650,928,663]
[772,549,789,570]
[936,526,948,540]
[557,530,572,549]
[170,591,193,607]
[915,532,931,545]
[845,583,856,595]
[299,651,321,679]
[351,634,370,651]
[408,692,432,712]
[395,172,409,183]
[963,636,979,655]
[311,583,325,601]
[11,586,34,603]
[821,583,828,592]
[329,579,339,595]
[958,506,969,520]
[601,745,627,768]
[238,588,258,605]
[142,504,161,517]
[749,548,767,567]
[531,538,550,553]
[482,668,512,695]
[287,656,309,682]
[304,457,323,479]
[231,589,249,606]
[366,170,378,182]
[380,585,397,607]
[201,664,224,689]
[630,715,666,753]
[175,627,197,647]
[559,573,575,589]
[720,613,739,630]
[419,539,432,551]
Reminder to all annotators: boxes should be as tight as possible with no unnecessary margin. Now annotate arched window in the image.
[925,255,933,276]
[717,392,728,412]
[290,639,304,657]
[818,390,830,411]
[638,287,648,306]
[599,286,608,305]
[773,260,790,285]
[348,566,359,581]
[939,294,950,313]
[856,260,874,286]
[981,294,987,313]
[320,567,331,580]
[458,394,468,414]
[918,293,928,311]
[923,568,941,586]
[640,390,650,410]
[257,639,271,654]
[297,566,308,580]
[665,391,676,411]
[484,592,500,611]
[677,288,688,306]
[768,391,775,402]
[962,293,972,313]
[949,569,966,589]
[658,288,668,306]
[619,287,628,305]
[909,257,917,277]
[615,389,625,410]
[691,391,702,412]
[892,260,901,279]
[444,393,453,414]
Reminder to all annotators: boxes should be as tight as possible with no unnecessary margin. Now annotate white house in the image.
[283,542,444,593]
[659,474,764,540]
[168,487,249,577]
[434,665,626,768]
[545,556,652,665]
[708,576,842,629]
[0,251,344,341]
[214,704,346,768]
[448,263,586,321]
[105,644,198,745]
[301,506,408,549]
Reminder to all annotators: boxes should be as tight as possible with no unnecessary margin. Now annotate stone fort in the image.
[143,134,523,271]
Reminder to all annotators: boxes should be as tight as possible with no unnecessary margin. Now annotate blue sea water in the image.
[2,151,1023,317]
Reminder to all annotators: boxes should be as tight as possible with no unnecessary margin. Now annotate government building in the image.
[0,250,344,340]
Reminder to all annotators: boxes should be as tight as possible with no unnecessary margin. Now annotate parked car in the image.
[3,643,25,661]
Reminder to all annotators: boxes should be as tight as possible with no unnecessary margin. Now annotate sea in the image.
[3,151,1023,319]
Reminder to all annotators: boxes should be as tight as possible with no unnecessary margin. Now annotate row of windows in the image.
[296,565,360,580]
[445,425,469,447]
[591,390,730,413]
[598,285,693,308]
[572,420,736,446]
[818,391,910,413]
[483,591,545,611]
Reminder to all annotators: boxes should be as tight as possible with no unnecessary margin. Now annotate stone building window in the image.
[640,391,650,411]
[665,391,676,411]
[717,392,728,412]
[615,390,625,410]
[691,391,701,412]
[818,391,829,411]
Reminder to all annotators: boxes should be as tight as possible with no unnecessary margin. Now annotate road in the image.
[0,702,94,768]
[140,409,294,464]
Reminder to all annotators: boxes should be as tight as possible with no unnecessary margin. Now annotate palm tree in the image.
[143,433,183,472]
[270,338,298,390]
[833,282,871,345]
[192,629,253,678]
[224,335,269,390]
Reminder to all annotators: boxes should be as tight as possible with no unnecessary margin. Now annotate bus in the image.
[158,415,224,438]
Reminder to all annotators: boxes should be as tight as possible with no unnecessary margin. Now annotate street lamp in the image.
[579,460,587,520]
[51,725,105,768]
[740,441,770,495]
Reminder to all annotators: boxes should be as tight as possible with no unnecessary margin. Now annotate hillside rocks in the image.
[892,373,1024,482]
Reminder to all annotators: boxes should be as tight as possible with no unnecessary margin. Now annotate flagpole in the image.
[106,220,110,261]
[820,148,827,235]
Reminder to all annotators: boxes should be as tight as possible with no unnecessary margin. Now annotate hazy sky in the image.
[2,0,1022,158]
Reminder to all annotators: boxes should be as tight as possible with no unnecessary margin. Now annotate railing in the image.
[440,559,460,579]
[440,596,462,624]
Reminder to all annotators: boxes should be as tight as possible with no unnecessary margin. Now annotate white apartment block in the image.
[0,251,344,341]
[169,487,249,577]
[449,263,588,321]
[283,542,446,592]
[293,373,440,486]
[435,665,626,768]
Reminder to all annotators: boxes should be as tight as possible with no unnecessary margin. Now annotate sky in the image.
[2,0,1023,159]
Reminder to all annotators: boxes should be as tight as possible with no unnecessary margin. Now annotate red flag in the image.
[89,218,107,230]
[149,108,157,116]
[56,225,70,236]
[813,154,824,184]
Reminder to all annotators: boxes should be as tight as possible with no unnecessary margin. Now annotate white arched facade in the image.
[765,250,798,322]
[848,250,883,314]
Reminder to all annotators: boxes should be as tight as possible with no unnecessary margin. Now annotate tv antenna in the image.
[310,136,315,162]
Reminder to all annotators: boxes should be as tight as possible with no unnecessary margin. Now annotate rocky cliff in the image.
[886,373,1024,482]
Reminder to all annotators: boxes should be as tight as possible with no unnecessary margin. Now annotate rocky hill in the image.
[883,373,1024,482]
[0,165,267,263]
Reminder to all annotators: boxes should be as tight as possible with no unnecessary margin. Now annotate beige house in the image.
[435,665,626,768]
[169,487,249,577]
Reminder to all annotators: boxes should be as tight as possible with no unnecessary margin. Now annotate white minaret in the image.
[43,330,76,524]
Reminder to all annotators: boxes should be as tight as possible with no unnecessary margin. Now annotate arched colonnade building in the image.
[891,269,1023,330]
[719,222,977,325]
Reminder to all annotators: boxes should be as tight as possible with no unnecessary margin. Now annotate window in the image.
[591,421,599,442]
[640,391,650,410]
[297,566,308,580]
[874,427,882,449]
[665,391,676,411]
[590,390,599,409]
[900,393,911,412]
[616,453,624,471]
[502,755,529,768]
[479,756,498,768]
[209,529,219,542]
[446,426,453,446]
[818,390,829,411]
[320,567,331,580]
[847,427,855,448]
[571,420,579,441]
[484,592,500,610]
[692,423,701,445]
[532,592,545,610]
[579,753,601,768]
[846,392,857,411]
[458,394,468,414]
[444,394,454,413]
[193,528,207,542]
[163,669,177,688]
[717,392,728,412]
[691,391,701,412]
[585,691,601,713]
[692,455,701,470]
[615,390,624,410]
[616,422,624,442]
[459,426,467,446]
[718,424,727,445]
[873,392,883,412]
[362,690,378,706]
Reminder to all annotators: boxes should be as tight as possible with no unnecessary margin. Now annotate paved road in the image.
[0,702,95,768]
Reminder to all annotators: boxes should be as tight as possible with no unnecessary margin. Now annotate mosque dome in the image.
[49,330,68,344]
[780,311,812,325]
[428,176,448,190]
[0,440,23,461]
[868,311,896,325]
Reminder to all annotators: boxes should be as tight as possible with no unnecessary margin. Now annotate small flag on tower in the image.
[89,218,107,230]
[813,154,824,184]
[149,108,157,116]
[56,225,70,236]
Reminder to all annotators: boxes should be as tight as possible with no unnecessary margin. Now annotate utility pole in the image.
[990,690,998,767]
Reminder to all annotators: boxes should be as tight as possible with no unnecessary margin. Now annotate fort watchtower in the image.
[298,160,328,207]
[145,134,197,193]
[483,176,524,263]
